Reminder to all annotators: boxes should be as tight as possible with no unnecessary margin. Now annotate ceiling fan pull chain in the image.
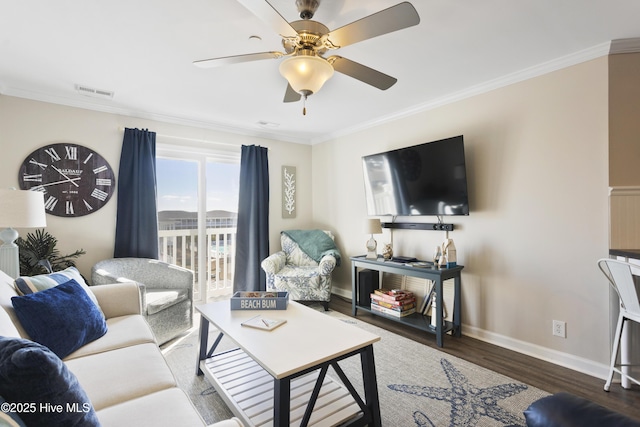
[302,94,307,115]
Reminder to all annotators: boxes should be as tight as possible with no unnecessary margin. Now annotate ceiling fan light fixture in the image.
[279,53,334,96]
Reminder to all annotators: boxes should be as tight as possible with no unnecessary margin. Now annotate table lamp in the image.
[364,218,382,259]
[0,189,47,278]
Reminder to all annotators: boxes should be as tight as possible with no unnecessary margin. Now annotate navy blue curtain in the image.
[114,128,159,259]
[234,145,269,291]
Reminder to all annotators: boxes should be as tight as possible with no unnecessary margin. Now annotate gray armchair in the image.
[91,258,193,345]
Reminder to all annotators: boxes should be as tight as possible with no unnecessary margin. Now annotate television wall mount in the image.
[381,222,454,231]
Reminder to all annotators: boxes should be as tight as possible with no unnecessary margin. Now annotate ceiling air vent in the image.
[75,84,114,99]
[257,120,279,129]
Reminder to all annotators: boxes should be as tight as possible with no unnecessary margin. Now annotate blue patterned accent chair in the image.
[91,258,193,345]
[261,230,340,311]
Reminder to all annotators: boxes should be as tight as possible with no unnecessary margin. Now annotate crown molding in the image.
[609,37,640,54]
[0,86,311,144]
[320,42,613,144]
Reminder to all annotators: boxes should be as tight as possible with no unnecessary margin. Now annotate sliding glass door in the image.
[156,145,239,301]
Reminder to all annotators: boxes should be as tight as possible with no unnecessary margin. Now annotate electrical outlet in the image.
[553,320,566,338]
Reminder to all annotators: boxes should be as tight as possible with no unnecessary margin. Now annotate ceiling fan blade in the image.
[193,51,282,68]
[329,56,397,90]
[283,83,301,103]
[327,2,420,48]
[236,0,299,38]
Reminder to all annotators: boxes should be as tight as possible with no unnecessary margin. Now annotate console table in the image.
[350,256,464,347]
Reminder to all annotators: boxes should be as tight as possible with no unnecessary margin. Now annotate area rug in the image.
[161,308,549,427]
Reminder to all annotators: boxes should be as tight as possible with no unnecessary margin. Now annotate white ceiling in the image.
[1,0,639,144]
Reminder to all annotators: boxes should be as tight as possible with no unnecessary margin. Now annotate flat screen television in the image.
[362,135,469,216]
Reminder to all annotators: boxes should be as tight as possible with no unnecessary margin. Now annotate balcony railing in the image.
[158,227,236,301]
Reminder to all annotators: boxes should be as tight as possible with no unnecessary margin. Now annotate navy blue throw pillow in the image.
[0,337,100,426]
[11,279,107,359]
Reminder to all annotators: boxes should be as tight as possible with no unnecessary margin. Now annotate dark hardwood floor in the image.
[328,295,640,421]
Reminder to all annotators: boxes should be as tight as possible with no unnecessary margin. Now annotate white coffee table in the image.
[196,300,381,427]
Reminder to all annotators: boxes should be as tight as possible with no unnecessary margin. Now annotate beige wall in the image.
[0,95,313,278]
[312,57,611,376]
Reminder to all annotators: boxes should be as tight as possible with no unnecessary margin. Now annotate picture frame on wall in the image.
[282,166,296,218]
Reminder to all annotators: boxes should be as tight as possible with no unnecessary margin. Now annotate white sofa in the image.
[0,269,242,427]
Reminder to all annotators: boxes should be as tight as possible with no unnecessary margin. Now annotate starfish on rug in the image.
[388,358,528,427]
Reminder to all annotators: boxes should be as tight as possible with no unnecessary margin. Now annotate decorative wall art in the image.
[282,166,296,218]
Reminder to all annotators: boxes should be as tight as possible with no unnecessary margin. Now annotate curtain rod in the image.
[117,127,240,148]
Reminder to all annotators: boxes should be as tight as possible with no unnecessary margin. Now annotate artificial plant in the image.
[17,228,86,276]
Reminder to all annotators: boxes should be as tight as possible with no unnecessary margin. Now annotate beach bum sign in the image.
[230,291,289,310]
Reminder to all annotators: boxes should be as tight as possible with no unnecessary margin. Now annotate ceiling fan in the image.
[194,0,420,114]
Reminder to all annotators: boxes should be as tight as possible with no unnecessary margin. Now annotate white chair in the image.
[597,258,640,391]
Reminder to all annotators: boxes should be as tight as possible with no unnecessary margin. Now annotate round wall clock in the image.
[18,143,116,217]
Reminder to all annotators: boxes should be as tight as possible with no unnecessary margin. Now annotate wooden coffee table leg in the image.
[196,315,209,376]
[360,344,381,426]
[273,377,291,426]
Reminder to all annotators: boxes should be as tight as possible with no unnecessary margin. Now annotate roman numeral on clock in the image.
[91,188,109,201]
[93,165,109,174]
[29,158,48,170]
[65,146,78,160]
[65,201,75,215]
[22,174,42,182]
[83,199,94,211]
[83,153,94,164]
[45,147,61,162]
[44,196,59,211]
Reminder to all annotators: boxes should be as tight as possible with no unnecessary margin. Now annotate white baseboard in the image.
[462,325,610,381]
[332,290,610,381]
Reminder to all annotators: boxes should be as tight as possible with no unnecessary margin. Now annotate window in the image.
[156,143,240,301]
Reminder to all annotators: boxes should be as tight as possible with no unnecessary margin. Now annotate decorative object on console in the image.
[365,218,382,259]
[0,189,47,279]
[18,143,115,217]
[433,246,442,265]
[430,292,446,328]
[442,238,457,268]
[382,243,393,260]
[438,248,447,268]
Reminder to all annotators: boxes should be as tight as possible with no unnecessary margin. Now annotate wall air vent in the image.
[75,84,114,99]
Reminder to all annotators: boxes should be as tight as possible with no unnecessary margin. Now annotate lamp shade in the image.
[0,189,47,228]
[364,218,382,235]
[279,54,334,95]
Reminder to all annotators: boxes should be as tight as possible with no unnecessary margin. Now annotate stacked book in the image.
[370,289,416,317]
